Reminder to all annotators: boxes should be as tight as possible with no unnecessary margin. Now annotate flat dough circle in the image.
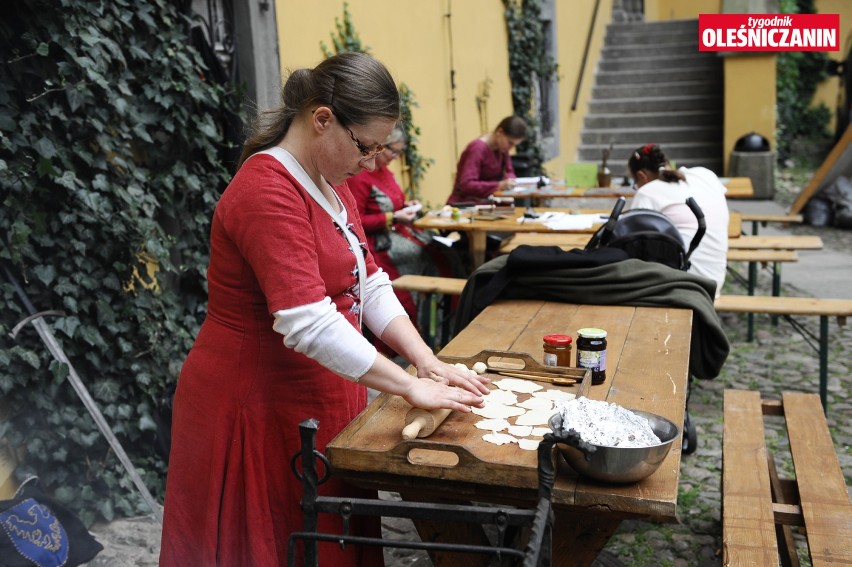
[474,418,511,431]
[482,432,518,445]
[493,378,544,394]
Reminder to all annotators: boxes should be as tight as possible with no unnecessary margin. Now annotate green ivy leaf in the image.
[32,263,56,286]
[55,316,80,338]
[15,348,41,369]
[34,137,57,159]
[138,415,156,431]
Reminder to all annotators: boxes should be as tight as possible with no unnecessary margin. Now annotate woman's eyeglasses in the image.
[341,123,385,160]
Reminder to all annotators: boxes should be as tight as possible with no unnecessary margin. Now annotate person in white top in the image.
[627,143,729,298]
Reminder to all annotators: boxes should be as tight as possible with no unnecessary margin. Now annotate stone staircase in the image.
[577,19,724,176]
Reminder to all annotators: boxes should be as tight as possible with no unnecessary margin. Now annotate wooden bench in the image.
[715,295,852,410]
[392,275,467,350]
[727,235,823,251]
[722,389,852,565]
[736,212,804,235]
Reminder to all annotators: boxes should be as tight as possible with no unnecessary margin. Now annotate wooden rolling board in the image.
[327,367,589,491]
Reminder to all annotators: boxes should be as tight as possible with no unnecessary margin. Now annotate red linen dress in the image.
[160,155,384,566]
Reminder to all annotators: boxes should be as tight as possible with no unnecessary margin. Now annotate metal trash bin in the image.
[729,132,775,199]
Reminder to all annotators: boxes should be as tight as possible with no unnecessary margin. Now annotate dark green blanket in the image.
[454,251,729,379]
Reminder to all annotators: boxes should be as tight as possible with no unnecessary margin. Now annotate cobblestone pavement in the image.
[86,170,851,566]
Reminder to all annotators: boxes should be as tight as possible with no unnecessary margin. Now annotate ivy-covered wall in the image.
[0,0,242,523]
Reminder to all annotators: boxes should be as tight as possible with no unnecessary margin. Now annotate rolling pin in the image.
[401,407,452,440]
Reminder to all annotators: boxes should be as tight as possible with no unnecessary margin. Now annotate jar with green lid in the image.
[576,328,607,385]
[542,334,572,367]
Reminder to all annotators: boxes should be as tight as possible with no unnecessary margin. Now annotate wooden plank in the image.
[714,295,852,317]
[721,177,755,198]
[392,275,466,296]
[737,213,804,224]
[790,123,852,214]
[766,453,800,566]
[726,249,798,263]
[729,212,743,238]
[727,235,823,250]
[499,233,592,254]
[781,392,852,565]
[722,389,780,565]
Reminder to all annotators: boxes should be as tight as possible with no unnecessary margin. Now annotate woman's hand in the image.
[416,357,490,396]
[497,178,516,191]
[401,380,484,413]
[392,208,418,224]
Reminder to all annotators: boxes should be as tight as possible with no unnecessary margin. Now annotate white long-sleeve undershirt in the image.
[271,269,407,381]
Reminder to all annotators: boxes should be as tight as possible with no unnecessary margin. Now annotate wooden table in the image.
[494,176,754,201]
[414,207,608,268]
[718,176,754,198]
[327,299,692,566]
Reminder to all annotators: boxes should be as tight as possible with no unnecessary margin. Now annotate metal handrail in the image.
[571,0,601,111]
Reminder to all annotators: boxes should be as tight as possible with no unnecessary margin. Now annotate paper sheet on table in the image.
[432,235,456,247]
[513,176,551,187]
[519,212,606,230]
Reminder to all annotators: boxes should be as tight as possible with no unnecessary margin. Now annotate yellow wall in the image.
[275,1,610,206]
[723,54,777,173]
[812,0,852,133]
[548,0,612,178]
[645,0,721,22]
[276,1,513,207]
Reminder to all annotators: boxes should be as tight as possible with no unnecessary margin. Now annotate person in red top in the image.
[349,126,465,353]
[159,52,488,567]
[447,115,528,205]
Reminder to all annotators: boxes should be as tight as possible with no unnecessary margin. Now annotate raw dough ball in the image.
[472,361,488,375]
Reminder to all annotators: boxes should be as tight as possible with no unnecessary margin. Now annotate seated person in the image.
[348,126,465,352]
[627,143,729,297]
[447,115,527,205]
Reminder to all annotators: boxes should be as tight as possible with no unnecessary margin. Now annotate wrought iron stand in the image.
[288,418,564,566]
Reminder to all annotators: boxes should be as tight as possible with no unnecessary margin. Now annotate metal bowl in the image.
[548,409,680,484]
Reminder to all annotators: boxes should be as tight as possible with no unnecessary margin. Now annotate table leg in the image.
[819,315,828,413]
[427,293,438,352]
[400,491,494,567]
[551,508,623,567]
[469,232,488,268]
[771,262,781,326]
[747,261,757,341]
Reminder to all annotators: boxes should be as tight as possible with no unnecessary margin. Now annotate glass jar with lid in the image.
[542,334,573,367]
[576,328,608,385]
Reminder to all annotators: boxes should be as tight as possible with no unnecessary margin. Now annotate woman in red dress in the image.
[159,52,489,567]
[348,127,465,353]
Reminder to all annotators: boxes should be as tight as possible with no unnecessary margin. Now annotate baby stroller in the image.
[585,196,706,454]
[585,196,706,271]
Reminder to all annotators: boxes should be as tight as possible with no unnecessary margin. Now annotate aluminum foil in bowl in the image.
[548,410,680,484]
